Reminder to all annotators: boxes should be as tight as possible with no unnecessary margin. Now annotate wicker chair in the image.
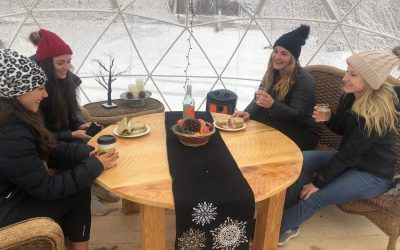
[305,65,400,250]
[0,217,65,250]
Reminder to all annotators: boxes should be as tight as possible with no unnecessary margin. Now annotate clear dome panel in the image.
[0,14,28,49]
[22,0,37,8]
[341,0,400,40]
[120,13,184,72]
[7,16,40,55]
[124,0,181,25]
[78,14,148,79]
[221,25,268,80]
[192,19,253,74]
[34,0,118,10]
[256,0,333,21]
[151,28,217,77]
[1,0,399,110]
[32,11,117,68]
[308,28,352,69]
[341,25,399,52]
[327,0,358,21]
[0,1,27,16]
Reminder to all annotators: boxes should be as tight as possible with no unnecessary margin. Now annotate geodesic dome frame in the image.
[1,0,399,111]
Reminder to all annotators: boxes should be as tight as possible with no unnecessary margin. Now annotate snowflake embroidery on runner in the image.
[192,202,218,226]
[177,228,206,250]
[210,217,248,250]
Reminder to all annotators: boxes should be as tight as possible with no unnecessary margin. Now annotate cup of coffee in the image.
[97,135,116,154]
[316,104,330,122]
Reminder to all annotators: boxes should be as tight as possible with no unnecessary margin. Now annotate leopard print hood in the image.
[0,49,47,99]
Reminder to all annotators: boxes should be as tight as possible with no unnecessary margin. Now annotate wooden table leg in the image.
[122,198,140,214]
[252,190,286,250]
[140,204,165,250]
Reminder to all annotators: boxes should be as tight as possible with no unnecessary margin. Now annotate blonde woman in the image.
[279,46,400,246]
[234,25,319,150]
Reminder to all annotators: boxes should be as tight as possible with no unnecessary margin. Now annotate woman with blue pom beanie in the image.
[234,25,319,150]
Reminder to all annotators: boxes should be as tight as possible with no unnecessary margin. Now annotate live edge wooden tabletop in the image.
[88,112,303,210]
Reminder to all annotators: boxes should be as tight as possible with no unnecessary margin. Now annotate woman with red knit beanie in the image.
[29,29,121,217]
[32,29,90,142]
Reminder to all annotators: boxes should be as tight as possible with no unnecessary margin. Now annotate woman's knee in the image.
[302,150,336,172]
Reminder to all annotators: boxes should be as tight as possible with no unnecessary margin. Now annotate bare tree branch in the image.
[91,54,134,107]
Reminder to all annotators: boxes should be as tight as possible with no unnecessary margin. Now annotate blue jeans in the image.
[281,150,392,233]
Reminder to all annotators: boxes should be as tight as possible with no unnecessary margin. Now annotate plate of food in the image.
[213,117,246,131]
[113,117,150,138]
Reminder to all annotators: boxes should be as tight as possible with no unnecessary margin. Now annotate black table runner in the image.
[165,111,255,250]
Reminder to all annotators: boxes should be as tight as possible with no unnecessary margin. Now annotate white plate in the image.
[213,121,246,131]
[113,125,151,138]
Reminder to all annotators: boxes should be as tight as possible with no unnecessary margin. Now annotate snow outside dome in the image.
[1,0,399,110]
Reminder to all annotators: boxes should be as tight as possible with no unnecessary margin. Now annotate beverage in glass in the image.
[254,86,267,102]
[316,104,330,122]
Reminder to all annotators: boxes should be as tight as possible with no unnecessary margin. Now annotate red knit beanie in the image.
[36,29,73,61]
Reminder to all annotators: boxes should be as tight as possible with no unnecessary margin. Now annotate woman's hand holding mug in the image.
[313,104,331,122]
[254,87,274,108]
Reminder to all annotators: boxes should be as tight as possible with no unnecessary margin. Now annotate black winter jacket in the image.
[0,116,103,225]
[313,94,397,188]
[245,67,319,134]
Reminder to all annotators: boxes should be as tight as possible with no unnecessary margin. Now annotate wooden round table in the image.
[88,112,302,250]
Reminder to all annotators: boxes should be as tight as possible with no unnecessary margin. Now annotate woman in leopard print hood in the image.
[0,49,118,250]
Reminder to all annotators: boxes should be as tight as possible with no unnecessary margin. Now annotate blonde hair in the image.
[352,82,399,137]
[261,56,299,101]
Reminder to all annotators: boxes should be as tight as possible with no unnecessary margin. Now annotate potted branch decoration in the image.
[93,55,132,109]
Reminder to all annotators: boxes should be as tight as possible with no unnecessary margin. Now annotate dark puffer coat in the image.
[0,115,103,225]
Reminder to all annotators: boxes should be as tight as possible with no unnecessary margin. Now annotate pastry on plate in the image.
[215,118,229,128]
[229,117,244,129]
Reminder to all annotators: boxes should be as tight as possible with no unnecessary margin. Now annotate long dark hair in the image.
[38,59,79,130]
[0,98,55,159]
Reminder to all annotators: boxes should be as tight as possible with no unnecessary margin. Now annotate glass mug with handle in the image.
[254,86,267,102]
[315,104,331,122]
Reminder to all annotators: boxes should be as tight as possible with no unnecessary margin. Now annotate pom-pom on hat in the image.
[346,46,400,90]
[36,29,72,62]
[273,25,310,60]
[0,49,47,99]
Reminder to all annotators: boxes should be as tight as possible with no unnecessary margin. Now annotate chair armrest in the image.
[0,217,64,250]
